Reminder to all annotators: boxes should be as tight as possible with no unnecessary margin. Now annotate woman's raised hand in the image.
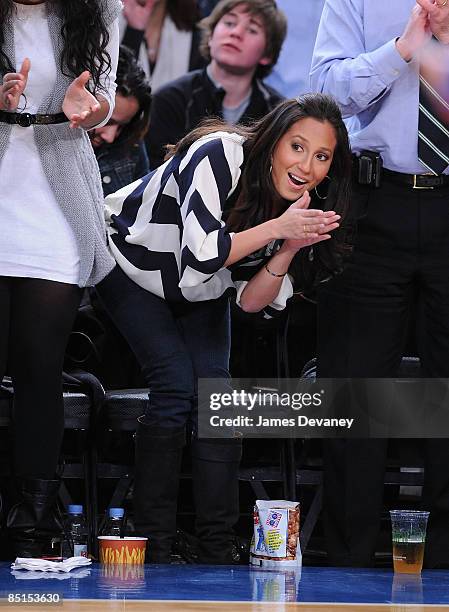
[1,58,30,111]
[62,71,101,129]
[123,0,157,30]
[273,191,340,251]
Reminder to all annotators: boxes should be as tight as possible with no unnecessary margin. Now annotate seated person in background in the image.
[121,0,205,90]
[90,46,152,196]
[146,0,287,168]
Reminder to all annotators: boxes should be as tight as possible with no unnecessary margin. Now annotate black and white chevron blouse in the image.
[104,132,293,318]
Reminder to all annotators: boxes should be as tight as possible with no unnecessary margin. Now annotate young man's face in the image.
[209,3,272,75]
[90,93,140,148]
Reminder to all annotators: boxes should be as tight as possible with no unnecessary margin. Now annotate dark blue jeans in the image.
[96,265,231,429]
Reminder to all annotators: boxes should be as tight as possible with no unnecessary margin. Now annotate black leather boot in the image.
[7,478,62,559]
[191,438,242,564]
[133,419,185,563]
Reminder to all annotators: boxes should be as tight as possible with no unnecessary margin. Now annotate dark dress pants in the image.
[317,177,449,567]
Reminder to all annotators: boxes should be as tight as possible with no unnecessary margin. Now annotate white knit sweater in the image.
[0,0,122,287]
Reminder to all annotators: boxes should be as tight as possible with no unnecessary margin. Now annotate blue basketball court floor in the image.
[1,563,449,610]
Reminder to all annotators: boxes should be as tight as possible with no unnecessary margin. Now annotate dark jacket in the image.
[95,140,150,197]
[146,67,284,169]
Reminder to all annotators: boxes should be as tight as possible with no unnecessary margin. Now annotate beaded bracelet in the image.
[264,263,286,278]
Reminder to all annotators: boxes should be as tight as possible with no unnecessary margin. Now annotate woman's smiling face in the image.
[270,117,337,201]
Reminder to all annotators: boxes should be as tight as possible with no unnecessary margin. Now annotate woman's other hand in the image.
[272,190,340,245]
[1,58,30,111]
[63,71,101,129]
[123,0,157,30]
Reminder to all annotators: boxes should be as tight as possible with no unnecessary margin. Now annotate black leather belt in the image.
[0,110,68,128]
[383,167,449,189]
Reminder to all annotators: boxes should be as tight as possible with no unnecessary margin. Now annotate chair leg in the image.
[300,481,323,553]
[109,475,133,508]
[88,436,99,557]
[281,439,297,501]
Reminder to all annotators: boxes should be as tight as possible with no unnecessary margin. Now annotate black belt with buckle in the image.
[383,167,449,189]
[0,110,68,128]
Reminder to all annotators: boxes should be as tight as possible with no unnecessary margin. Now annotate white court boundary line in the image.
[72,598,449,608]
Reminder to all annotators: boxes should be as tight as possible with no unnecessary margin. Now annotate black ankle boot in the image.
[7,478,62,559]
[191,438,242,564]
[133,419,185,563]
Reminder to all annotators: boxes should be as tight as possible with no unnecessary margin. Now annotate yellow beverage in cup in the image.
[390,511,429,574]
[392,539,425,574]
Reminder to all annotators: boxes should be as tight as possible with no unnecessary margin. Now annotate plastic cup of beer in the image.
[390,510,429,574]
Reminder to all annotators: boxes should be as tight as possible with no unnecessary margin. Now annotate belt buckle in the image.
[412,174,434,190]
[17,113,33,128]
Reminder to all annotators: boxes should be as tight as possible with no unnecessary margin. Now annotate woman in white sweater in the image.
[0,0,120,559]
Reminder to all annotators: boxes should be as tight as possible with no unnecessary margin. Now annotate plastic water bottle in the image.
[103,507,125,537]
[67,504,88,557]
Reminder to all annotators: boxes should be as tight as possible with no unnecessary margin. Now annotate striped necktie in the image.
[418,74,449,175]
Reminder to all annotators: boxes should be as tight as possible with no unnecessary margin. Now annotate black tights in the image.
[0,277,81,479]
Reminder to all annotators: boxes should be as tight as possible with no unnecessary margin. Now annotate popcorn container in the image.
[98,536,147,564]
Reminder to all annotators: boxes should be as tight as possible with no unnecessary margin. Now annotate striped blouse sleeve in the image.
[233,274,294,319]
[229,240,294,319]
[176,134,244,289]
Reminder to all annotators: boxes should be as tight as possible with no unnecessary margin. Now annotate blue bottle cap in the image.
[108,507,125,518]
[68,504,83,514]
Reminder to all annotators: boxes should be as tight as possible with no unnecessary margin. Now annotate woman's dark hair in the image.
[167,0,200,31]
[0,0,112,94]
[199,0,287,79]
[168,94,353,288]
[116,45,152,145]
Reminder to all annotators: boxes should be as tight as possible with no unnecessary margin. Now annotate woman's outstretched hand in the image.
[272,191,340,251]
[63,71,101,129]
[1,58,30,111]
[275,191,340,251]
[224,191,340,268]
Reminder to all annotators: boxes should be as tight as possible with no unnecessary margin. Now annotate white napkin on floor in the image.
[12,556,91,573]
[11,568,91,580]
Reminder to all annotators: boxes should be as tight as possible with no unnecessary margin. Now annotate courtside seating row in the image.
[0,356,424,558]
